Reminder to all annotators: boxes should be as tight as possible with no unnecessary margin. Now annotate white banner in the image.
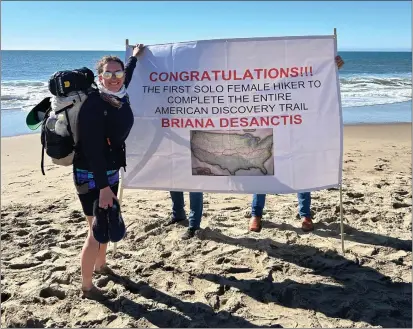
[124,35,343,194]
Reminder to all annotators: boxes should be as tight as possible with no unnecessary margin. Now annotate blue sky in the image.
[1,1,411,51]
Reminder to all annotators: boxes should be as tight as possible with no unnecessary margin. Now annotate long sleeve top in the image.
[73,56,137,189]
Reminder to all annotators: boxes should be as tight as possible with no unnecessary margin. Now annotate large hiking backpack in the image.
[37,67,98,175]
[48,67,95,97]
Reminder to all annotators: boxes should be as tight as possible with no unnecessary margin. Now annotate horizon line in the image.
[2,48,412,52]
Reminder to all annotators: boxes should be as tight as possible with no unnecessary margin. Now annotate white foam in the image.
[1,80,49,111]
[339,74,412,107]
[1,74,412,111]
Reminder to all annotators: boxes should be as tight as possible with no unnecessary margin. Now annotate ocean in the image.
[1,50,411,137]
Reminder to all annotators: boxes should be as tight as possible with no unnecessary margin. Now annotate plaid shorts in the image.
[73,168,120,216]
[73,169,119,193]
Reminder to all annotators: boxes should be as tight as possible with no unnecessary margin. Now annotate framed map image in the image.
[190,129,274,176]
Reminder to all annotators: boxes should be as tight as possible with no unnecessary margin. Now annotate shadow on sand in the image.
[196,227,412,328]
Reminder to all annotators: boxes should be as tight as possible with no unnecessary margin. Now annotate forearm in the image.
[124,56,138,88]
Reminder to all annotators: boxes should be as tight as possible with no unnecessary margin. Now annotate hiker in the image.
[249,55,345,233]
[73,44,145,299]
[164,192,204,240]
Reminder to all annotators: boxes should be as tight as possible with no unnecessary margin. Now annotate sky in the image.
[1,1,411,51]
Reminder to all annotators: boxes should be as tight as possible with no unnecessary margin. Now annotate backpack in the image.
[48,67,95,97]
[40,67,98,175]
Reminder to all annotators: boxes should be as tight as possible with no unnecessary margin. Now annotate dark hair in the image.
[96,56,125,74]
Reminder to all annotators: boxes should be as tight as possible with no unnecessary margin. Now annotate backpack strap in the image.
[55,102,75,143]
[40,107,54,175]
[63,106,75,143]
[41,144,46,176]
[55,103,74,115]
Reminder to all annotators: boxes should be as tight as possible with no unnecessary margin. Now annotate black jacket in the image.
[73,56,137,189]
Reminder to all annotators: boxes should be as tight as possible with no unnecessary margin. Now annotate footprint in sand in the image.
[215,222,237,229]
[221,206,242,211]
[375,181,391,188]
[61,233,74,241]
[374,158,391,172]
[33,219,52,226]
[14,210,30,218]
[95,276,112,288]
[215,257,232,265]
[244,210,252,218]
[374,164,385,171]
[346,192,364,199]
[392,202,411,209]
[201,245,220,255]
[15,229,30,237]
[378,158,390,163]
[160,251,172,259]
[1,233,11,240]
[213,214,229,222]
[347,208,369,215]
[148,213,161,218]
[50,272,71,285]
[39,286,66,300]
[34,250,53,261]
[67,210,85,224]
[50,265,67,273]
[37,227,61,236]
[143,222,162,233]
[1,291,12,302]
[38,203,67,214]
[394,190,409,196]
[17,241,30,248]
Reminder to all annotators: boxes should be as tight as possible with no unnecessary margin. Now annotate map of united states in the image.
[190,129,274,176]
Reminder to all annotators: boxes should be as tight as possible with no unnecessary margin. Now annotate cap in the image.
[92,200,110,244]
[26,97,51,130]
[108,198,126,243]
[92,198,126,244]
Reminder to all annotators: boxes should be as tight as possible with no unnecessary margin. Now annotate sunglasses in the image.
[101,70,125,79]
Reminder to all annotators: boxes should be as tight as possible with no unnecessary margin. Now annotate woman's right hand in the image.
[132,44,145,58]
[99,186,118,209]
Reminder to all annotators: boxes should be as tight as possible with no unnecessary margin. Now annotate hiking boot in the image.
[107,199,126,243]
[249,216,262,232]
[301,217,314,232]
[181,228,197,240]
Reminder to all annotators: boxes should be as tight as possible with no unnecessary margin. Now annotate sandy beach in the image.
[1,123,412,328]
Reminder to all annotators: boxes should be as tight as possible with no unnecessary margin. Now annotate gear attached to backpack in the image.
[26,67,98,175]
[48,67,95,97]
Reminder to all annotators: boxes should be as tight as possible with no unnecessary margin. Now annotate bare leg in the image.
[80,216,107,290]
[95,240,108,271]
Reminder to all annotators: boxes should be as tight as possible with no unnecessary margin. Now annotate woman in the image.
[73,44,144,299]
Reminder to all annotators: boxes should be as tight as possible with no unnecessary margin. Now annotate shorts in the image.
[73,168,119,216]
